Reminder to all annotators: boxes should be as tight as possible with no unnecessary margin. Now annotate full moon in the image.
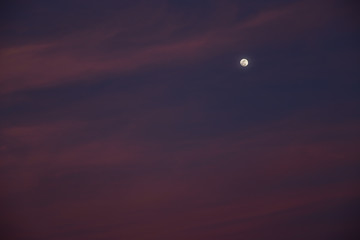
[240,58,248,67]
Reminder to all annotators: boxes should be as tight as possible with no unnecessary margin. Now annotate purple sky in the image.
[1,0,360,239]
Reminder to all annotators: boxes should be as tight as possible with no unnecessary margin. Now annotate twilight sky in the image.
[1,0,360,239]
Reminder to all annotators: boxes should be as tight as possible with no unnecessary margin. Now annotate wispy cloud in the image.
[0,0,339,95]
[1,1,359,239]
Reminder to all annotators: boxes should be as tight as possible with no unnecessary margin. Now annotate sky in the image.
[1,0,360,239]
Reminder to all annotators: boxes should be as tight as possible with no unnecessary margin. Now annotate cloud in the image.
[0,0,340,95]
[1,1,359,239]
[2,106,359,239]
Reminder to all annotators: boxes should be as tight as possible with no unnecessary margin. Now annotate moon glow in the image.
[240,58,248,67]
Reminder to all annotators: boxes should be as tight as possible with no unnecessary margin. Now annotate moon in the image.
[240,58,248,67]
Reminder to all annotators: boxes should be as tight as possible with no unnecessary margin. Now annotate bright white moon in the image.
[240,58,248,67]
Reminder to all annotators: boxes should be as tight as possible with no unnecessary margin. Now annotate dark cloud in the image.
[0,0,343,95]
[1,0,359,239]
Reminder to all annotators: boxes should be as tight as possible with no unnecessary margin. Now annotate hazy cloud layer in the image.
[1,0,360,239]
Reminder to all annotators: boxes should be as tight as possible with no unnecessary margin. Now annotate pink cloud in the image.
[0,0,341,95]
